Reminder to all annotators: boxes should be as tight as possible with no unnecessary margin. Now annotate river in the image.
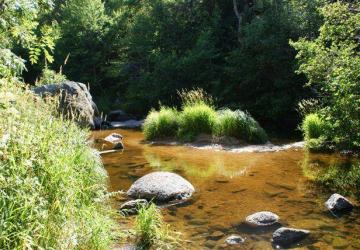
[93,129,360,249]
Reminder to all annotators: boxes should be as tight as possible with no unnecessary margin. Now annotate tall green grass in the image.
[0,80,116,249]
[143,107,179,140]
[302,113,328,151]
[134,204,179,250]
[178,103,217,141]
[215,109,268,144]
[143,89,268,143]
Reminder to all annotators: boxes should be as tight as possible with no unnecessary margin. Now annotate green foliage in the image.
[302,113,325,140]
[292,2,360,150]
[54,0,110,93]
[178,102,217,141]
[0,81,116,249]
[0,0,59,77]
[143,107,179,140]
[36,68,67,86]
[215,109,268,144]
[143,90,267,143]
[134,203,179,250]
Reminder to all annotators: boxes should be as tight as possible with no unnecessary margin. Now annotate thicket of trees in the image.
[9,0,323,133]
[2,0,359,148]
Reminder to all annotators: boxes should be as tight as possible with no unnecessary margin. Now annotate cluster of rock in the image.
[119,171,195,215]
[224,193,354,248]
[119,170,355,247]
[33,82,143,130]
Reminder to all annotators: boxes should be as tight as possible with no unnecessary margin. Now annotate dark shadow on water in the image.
[234,222,282,235]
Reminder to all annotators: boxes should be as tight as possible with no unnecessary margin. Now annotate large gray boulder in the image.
[33,81,98,128]
[245,211,279,227]
[272,227,310,247]
[127,172,195,202]
[325,193,353,214]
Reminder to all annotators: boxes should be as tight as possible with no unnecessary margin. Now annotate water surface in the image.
[93,129,360,249]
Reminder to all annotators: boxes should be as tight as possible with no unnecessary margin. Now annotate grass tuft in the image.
[215,109,268,144]
[134,204,179,250]
[143,107,179,140]
[178,103,217,141]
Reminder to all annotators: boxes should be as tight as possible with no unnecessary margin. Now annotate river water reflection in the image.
[93,129,360,249]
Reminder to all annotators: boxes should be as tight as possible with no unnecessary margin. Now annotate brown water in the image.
[93,129,360,249]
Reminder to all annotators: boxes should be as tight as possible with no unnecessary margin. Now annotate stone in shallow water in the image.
[207,231,224,240]
[225,235,245,245]
[119,199,148,215]
[325,193,353,214]
[272,227,310,247]
[245,211,280,227]
[127,171,195,202]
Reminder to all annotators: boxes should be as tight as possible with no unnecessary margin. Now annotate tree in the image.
[291,2,360,150]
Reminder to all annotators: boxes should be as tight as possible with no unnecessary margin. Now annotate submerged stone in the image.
[127,171,195,202]
[119,199,148,215]
[272,227,310,247]
[225,235,245,245]
[325,193,353,214]
[245,211,279,227]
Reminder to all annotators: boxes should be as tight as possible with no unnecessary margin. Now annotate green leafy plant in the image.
[292,2,360,151]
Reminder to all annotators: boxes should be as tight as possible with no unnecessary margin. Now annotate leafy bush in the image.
[292,2,360,151]
[0,81,116,249]
[134,204,179,249]
[215,109,268,144]
[143,107,179,140]
[178,102,217,141]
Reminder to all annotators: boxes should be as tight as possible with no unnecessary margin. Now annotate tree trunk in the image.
[233,0,242,36]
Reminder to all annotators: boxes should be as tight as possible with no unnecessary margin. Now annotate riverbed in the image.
[93,129,360,249]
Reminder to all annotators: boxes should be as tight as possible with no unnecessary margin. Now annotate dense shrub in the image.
[0,81,115,249]
[178,103,217,141]
[215,109,268,144]
[143,107,179,140]
[292,2,360,151]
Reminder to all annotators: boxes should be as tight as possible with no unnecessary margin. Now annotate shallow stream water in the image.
[93,129,360,249]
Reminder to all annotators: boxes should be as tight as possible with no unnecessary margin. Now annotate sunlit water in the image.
[93,129,360,249]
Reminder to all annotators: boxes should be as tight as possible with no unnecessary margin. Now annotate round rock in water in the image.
[225,235,245,245]
[325,193,353,213]
[272,227,310,247]
[127,172,195,202]
[245,211,279,227]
